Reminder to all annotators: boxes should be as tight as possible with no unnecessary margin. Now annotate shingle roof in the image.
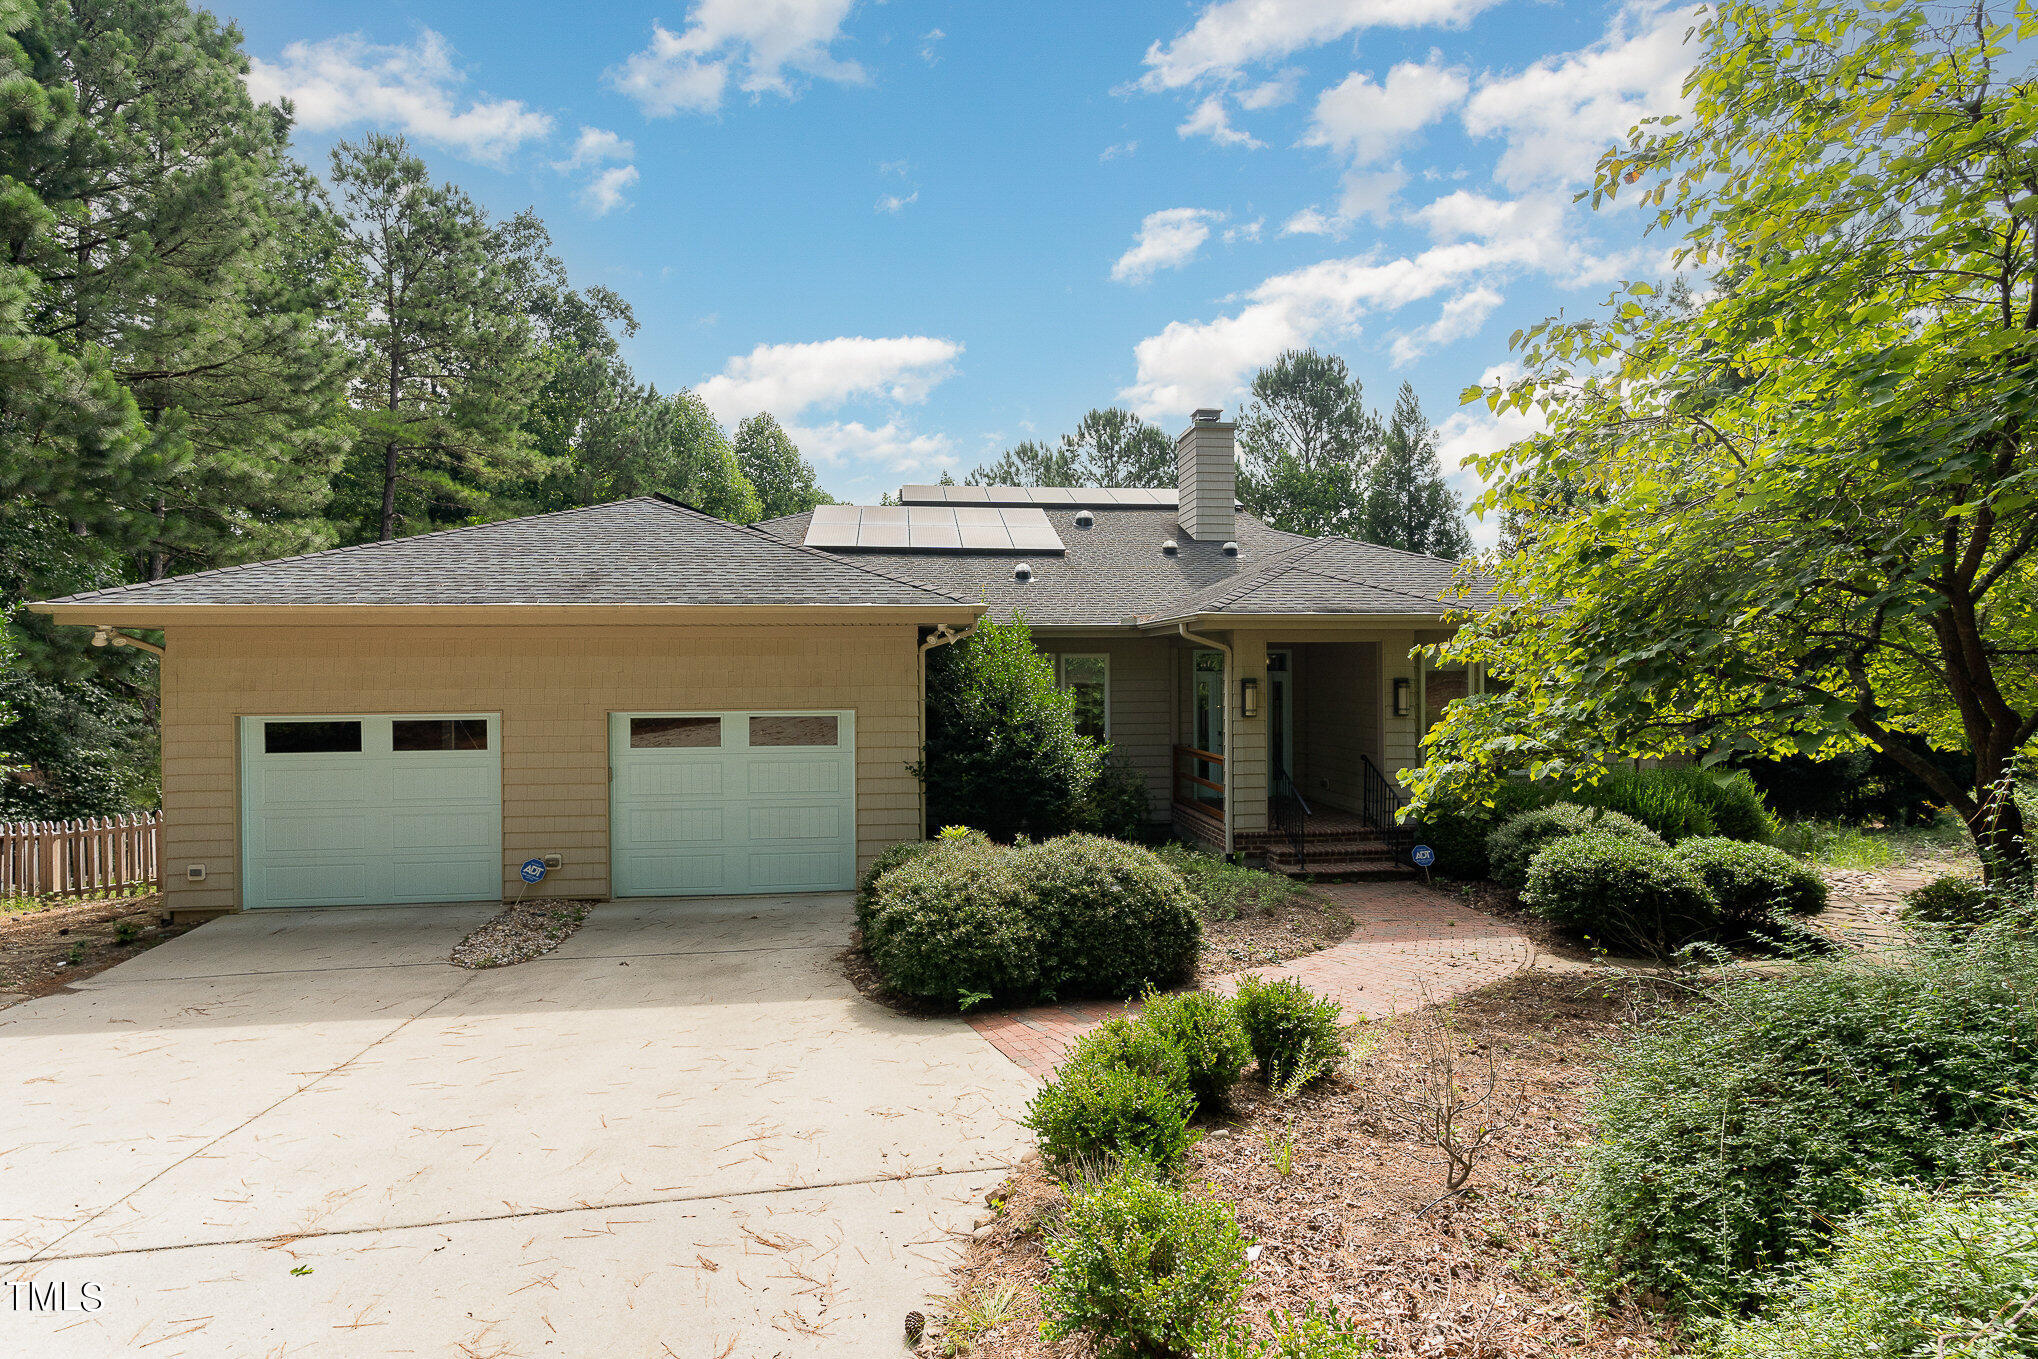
[754,504,1487,626]
[39,496,969,609]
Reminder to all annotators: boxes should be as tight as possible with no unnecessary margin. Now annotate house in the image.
[28,409,1488,915]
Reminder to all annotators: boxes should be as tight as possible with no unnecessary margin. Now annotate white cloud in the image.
[1113,208,1225,284]
[1100,139,1139,161]
[247,29,552,163]
[1435,363,1545,549]
[1306,61,1466,167]
[1138,0,1502,90]
[1178,94,1261,148]
[1281,207,1343,238]
[1389,285,1502,364]
[1120,239,1547,417]
[610,0,863,117]
[920,28,945,64]
[876,190,918,214]
[553,127,639,215]
[787,419,957,472]
[1464,3,1697,190]
[878,158,911,177]
[696,335,963,426]
[1223,218,1264,245]
[1237,69,1301,109]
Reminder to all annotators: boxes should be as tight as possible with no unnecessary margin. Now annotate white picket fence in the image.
[0,814,160,900]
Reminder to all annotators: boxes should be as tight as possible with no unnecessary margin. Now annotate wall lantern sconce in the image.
[1240,677,1261,719]
[1392,676,1414,718]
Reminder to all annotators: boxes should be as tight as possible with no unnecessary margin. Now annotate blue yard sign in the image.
[520,858,547,884]
[1410,844,1436,868]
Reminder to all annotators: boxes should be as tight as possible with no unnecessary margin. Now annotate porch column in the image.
[1230,632,1270,835]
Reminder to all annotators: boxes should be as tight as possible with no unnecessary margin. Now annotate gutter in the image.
[1175,622,1233,855]
[917,623,976,841]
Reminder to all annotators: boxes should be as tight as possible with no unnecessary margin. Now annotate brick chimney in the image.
[1176,407,1236,542]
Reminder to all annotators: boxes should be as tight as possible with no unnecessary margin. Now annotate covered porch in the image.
[1159,626,1479,874]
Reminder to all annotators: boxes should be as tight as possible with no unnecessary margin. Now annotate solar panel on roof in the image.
[895,484,1176,508]
[801,505,1064,553]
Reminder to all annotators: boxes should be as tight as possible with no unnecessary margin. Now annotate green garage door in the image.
[610,711,856,896]
[238,715,502,910]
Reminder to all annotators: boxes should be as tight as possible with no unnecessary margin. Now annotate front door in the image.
[1192,651,1225,804]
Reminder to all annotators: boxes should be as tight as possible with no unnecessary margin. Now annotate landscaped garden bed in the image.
[449,898,595,968]
[0,893,192,1001]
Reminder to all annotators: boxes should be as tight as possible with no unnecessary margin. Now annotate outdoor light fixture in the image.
[1393,676,1414,718]
[1240,677,1261,719]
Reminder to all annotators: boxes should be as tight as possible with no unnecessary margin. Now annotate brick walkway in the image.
[968,881,1534,1078]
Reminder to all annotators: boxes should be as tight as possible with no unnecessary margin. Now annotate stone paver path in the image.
[970,881,1534,1078]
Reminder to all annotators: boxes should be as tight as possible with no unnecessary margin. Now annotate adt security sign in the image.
[520,858,547,885]
[1410,844,1436,869]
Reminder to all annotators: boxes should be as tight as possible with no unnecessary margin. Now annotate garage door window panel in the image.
[393,718,490,751]
[264,720,362,754]
[748,715,838,747]
[630,716,722,748]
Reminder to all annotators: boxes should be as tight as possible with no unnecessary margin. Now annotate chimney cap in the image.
[1192,407,1223,424]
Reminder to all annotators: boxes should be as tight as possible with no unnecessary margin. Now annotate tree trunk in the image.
[380,440,399,541]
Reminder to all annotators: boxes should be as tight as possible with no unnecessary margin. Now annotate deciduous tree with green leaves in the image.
[734,412,832,520]
[1413,0,2038,877]
[966,407,1174,488]
[1236,348,1379,538]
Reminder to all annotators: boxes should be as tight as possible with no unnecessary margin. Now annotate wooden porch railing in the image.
[0,814,160,900]
[1173,744,1224,811]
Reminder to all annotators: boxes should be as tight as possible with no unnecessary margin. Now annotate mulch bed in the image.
[449,898,595,968]
[922,971,1689,1358]
[0,893,194,1001]
[842,890,1358,1015]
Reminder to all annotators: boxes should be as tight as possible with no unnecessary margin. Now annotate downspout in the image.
[1176,622,1233,855]
[918,623,976,840]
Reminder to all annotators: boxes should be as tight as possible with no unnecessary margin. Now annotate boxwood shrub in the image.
[1566,928,2038,1314]
[1024,1053,1197,1173]
[861,833,1201,1006]
[1041,1162,1248,1359]
[1488,802,1665,891]
[1672,836,1828,926]
[1901,874,1995,934]
[1233,975,1350,1087]
[1138,989,1251,1111]
[1522,833,1718,957]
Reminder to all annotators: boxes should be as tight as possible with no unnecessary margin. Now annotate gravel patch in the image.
[450,899,595,968]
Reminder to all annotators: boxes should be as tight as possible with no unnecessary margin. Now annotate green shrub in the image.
[1567,766,1776,845]
[1139,990,1251,1111]
[855,838,939,934]
[1024,1054,1197,1173]
[1488,802,1665,890]
[1080,757,1156,842]
[1209,1305,1379,1358]
[1672,836,1827,926]
[916,616,1102,841]
[1154,842,1304,920]
[1412,780,1552,879]
[861,838,1041,1002]
[1902,874,1995,934]
[1566,929,2038,1314]
[1708,1180,2038,1359]
[1041,1163,1248,1359]
[1070,1015,1194,1094]
[1233,975,1349,1087]
[1678,769,1776,843]
[1523,834,1718,957]
[1021,834,1202,999]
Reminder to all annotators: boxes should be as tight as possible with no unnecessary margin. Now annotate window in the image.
[749,714,839,747]
[393,718,490,752]
[630,716,722,749]
[1056,654,1109,740]
[263,720,362,755]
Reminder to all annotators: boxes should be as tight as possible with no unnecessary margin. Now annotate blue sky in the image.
[225,0,1697,541]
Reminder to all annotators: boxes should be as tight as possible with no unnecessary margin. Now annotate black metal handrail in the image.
[1273,770,1311,872]
[1357,752,1418,860]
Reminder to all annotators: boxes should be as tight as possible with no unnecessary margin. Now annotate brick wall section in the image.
[969,881,1533,1078]
[160,622,924,911]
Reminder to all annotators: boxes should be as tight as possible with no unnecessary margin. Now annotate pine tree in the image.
[329,134,553,541]
[1236,349,1379,538]
[1361,384,1472,558]
[965,408,1172,487]
[734,412,831,520]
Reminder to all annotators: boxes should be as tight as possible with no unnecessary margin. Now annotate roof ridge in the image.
[1197,537,1340,613]
[718,510,973,604]
[43,497,658,605]
[1303,535,1481,607]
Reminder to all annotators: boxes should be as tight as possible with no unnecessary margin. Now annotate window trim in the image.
[1055,652,1111,740]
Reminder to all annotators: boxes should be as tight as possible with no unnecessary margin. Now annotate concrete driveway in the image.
[0,895,1036,1357]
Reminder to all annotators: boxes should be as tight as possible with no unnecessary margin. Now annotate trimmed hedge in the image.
[1025,1055,1197,1173]
[1139,989,1251,1111]
[1234,974,1350,1087]
[861,834,1201,1006]
[1672,836,1828,926]
[1902,875,1995,934]
[1488,802,1665,891]
[1522,832,1717,957]
[1412,779,1549,880]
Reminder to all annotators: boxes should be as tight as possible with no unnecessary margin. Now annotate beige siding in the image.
[1227,633,1271,834]
[160,623,924,912]
[1037,636,1175,819]
[1381,628,1423,774]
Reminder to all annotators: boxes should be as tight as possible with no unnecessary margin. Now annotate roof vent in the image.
[1013,562,1033,582]
[1222,541,1238,557]
[1192,407,1223,424]
[1074,510,1094,529]
[1162,539,1178,556]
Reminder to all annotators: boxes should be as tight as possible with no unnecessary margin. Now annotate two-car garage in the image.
[236,709,858,909]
